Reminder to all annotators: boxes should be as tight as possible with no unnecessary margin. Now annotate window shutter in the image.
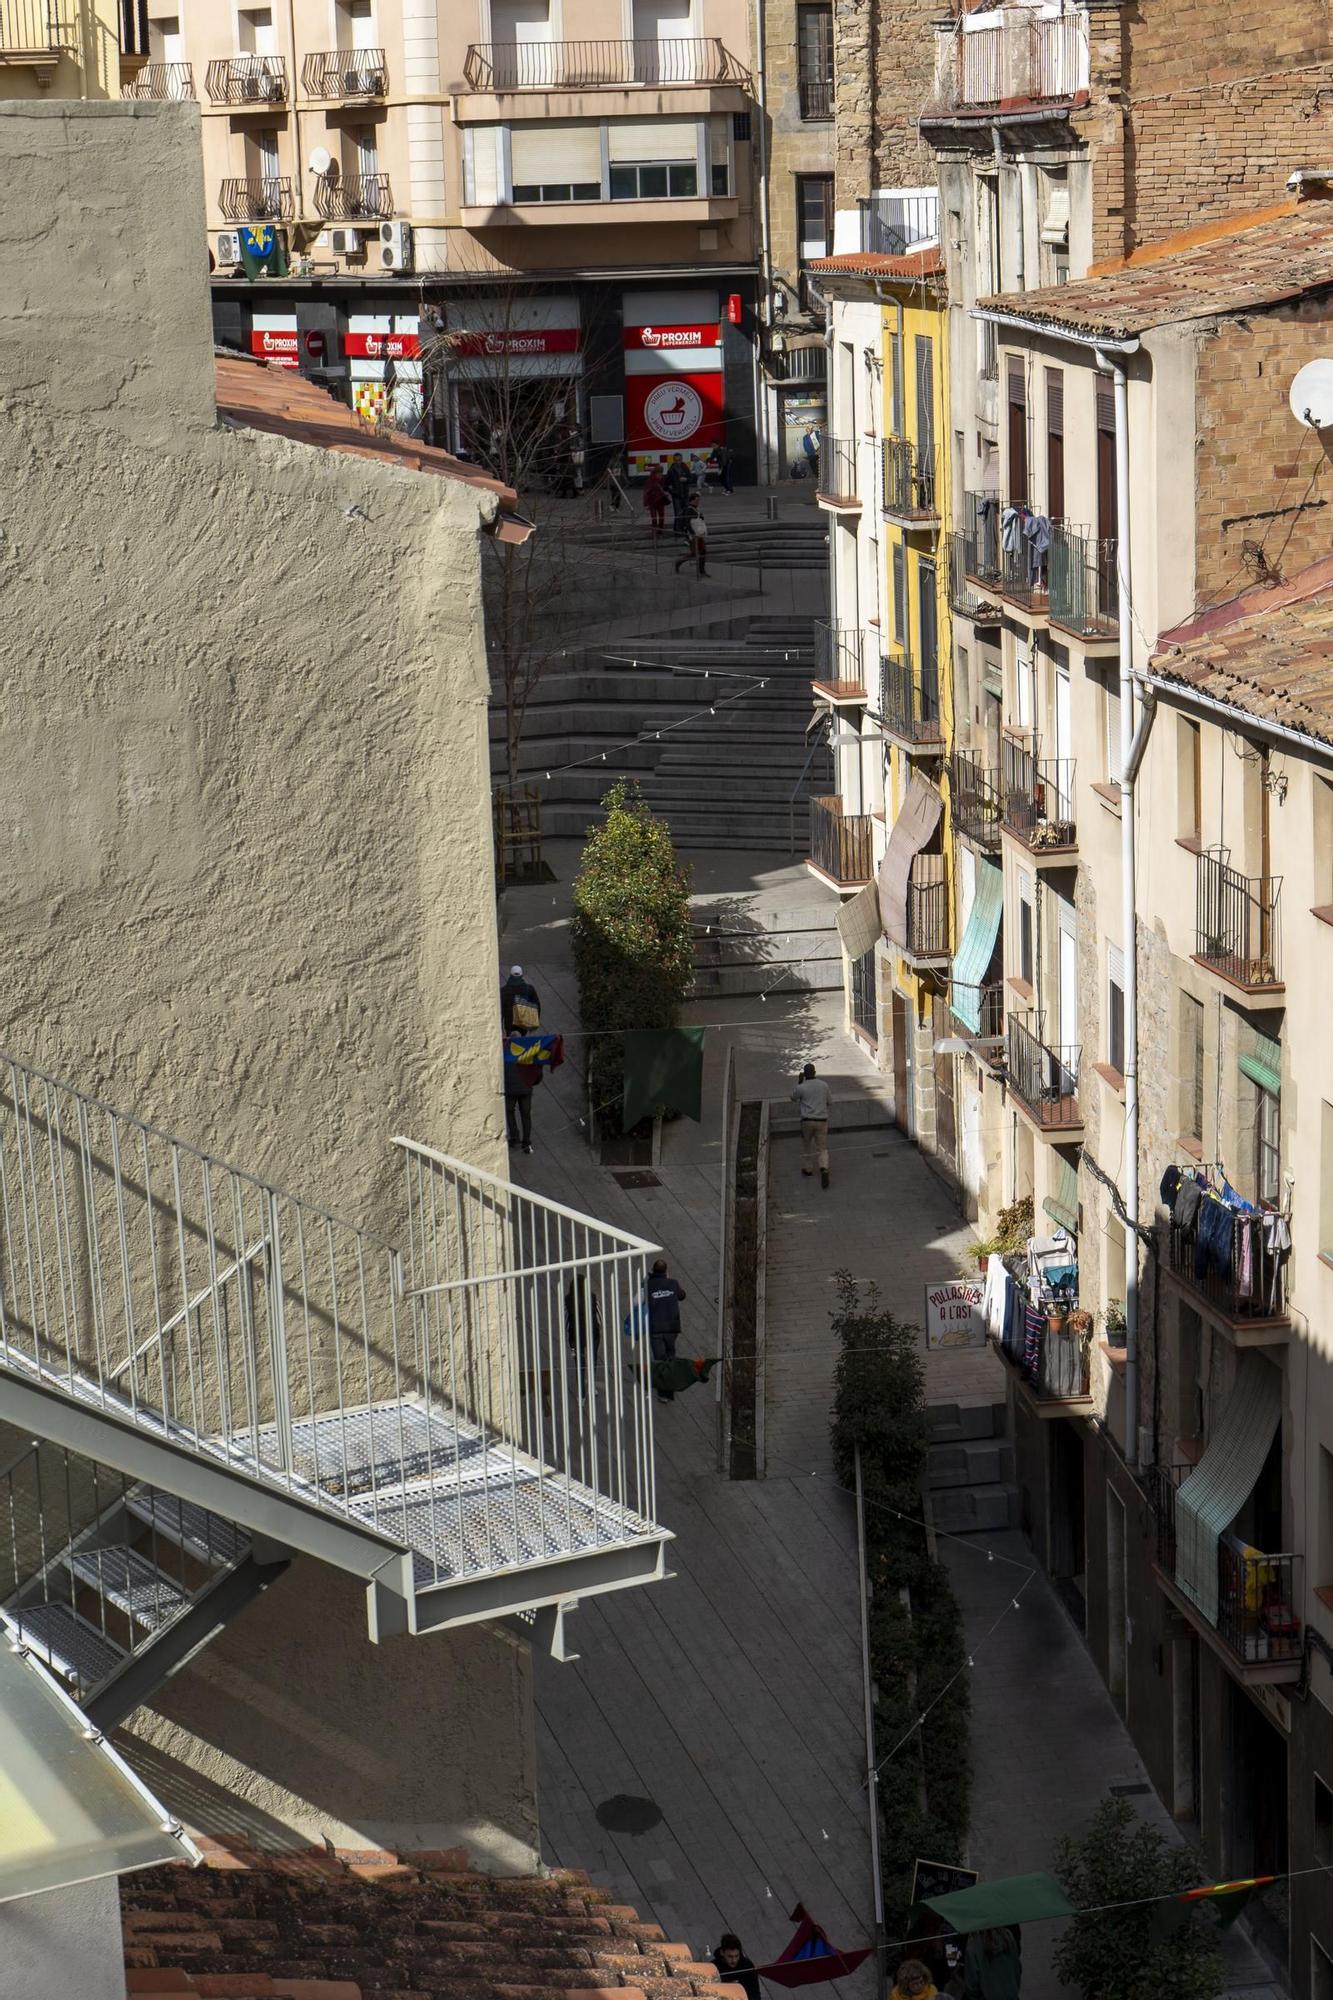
[511,122,601,184]
[1007,355,1026,408]
[1097,377,1115,430]
[608,119,696,161]
[1107,942,1125,991]
[1046,367,1063,435]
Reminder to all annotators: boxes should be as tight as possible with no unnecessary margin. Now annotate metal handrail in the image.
[930,8,1087,109]
[809,797,873,884]
[462,35,751,90]
[313,171,393,221]
[858,190,938,255]
[906,863,950,959]
[301,46,387,97]
[815,436,858,505]
[1049,523,1118,635]
[950,751,1003,852]
[1196,848,1282,988]
[121,60,194,97]
[219,176,295,222]
[205,53,287,104]
[961,493,1001,584]
[1006,1013,1080,1127]
[880,653,943,745]
[1001,737,1076,850]
[814,621,864,688]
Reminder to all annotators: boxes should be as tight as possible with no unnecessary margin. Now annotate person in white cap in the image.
[500,963,541,1033]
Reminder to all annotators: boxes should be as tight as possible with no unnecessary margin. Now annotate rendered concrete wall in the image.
[0,101,535,1867]
[0,1877,127,2000]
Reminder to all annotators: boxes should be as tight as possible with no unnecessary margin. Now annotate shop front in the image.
[622,287,725,479]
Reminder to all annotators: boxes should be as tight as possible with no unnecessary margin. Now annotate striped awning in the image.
[1239,1029,1281,1096]
[1043,1152,1079,1234]
[1175,1352,1281,1627]
[836,880,882,962]
[950,859,1002,1033]
[878,774,942,950]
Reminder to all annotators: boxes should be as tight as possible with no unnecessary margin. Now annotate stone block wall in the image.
[765,0,836,287]
[834,0,936,210]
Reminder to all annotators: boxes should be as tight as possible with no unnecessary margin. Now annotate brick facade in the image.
[1195,298,1333,606]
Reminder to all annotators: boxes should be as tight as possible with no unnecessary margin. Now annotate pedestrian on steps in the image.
[664,453,691,534]
[644,1258,687,1401]
[791,1061,832,1187]
[644,465,667,536]
[674,494,709,578]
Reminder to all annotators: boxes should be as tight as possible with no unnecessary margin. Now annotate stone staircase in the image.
[925,1397,1019,1535]
[689,874,842,999]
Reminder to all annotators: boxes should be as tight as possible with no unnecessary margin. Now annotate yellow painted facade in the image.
[1,0,125,98]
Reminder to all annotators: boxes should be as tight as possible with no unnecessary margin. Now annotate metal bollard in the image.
[766,494,779,521]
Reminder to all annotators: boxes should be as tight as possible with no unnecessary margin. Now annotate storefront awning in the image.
[925,1872,1074,1932]
[1175,1351,1281,1626]
[1043,1152,1080,1235]
[1239,1030,1281,1096]
[836,881,882,963]
[878,775,942,950]
[950,859,1002,1032]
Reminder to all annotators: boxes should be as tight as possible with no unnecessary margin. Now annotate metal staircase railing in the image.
[0,1053,671,1640]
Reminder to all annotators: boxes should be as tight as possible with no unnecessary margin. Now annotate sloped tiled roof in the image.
[978,202,1333,341]
[122,1841,745,2000]
[215,354,530,538]
[1150,553,1333,749]
[807,245,944,283]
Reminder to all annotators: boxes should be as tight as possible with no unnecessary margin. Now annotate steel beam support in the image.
[408,1534,673,1635]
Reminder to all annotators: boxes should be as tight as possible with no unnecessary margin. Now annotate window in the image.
[1045,367,1064,522]
[1180,993,1204,1145]
[1105,1216,1127,1326]
[1316,775,1333,912]
[709,117,732,196]
[1104,672,1121,784]
[609,160,697,198]
[1176,714,1201,845]
[889,330,904,436]
[1255,1083,1281,1206]
[1018,872,1035,987]
[892,542,907,650]
[918,561,939,719]
[850,945,877,1039]
[1015,652,1034,732]
[343,0,375,48]
[251,126,280,183]
[1039,166,1069,287]
[796,174,833,263]
[1322,1102,1333,1258]
[608,118,698,200]
[238,5,276,54]
[350,124,379,178]
[976,175,999,381]
[1097,373,1117,543]
[796,2,833,119]
[1006,356,1028,506]
[1107,943,1125,1076]
[915,335,935,462]
[512,123,602,202]
[120,0,148,56]
[1177,1305,1203,1445]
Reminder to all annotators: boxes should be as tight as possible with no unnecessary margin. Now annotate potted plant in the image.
[1103,1299,1127,1348]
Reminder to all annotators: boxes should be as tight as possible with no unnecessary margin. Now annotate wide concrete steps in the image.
[925,1399,1019,1535]
[689,907,840,997]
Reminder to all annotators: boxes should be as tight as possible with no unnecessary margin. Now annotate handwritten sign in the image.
[910,1859,979,1908]
[924,1278,986,1351]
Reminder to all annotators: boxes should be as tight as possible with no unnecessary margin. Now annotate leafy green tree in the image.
[571,783,692,1137]
[1054,1796,1221,2000]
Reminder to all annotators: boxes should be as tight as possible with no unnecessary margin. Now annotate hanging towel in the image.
[1001,505,1025,554]
[1173,1178,1203,1231]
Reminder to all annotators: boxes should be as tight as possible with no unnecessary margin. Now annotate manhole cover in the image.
[611,1169,661,1189]
[595,1793,663,1835]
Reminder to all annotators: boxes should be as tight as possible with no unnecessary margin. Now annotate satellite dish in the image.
[308,146,334,176]
[1288,357,1333,429]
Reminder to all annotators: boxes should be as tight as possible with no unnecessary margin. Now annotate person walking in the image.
[564,1273,603,1398]
[644,1258,687,1400]
[801,423,822,481]
[644,465,667,536]
[504,1054,540,1153]
[962,1929,1020,2000]
[664,452,690,534]
[791,1061,832,1187]
[500,964,541,1033]
[674,494,709,578]
[710,442,735,494]
[712,1936,761,2000]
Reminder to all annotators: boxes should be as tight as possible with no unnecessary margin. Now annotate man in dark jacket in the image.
[500,964,540,1033]
[663,453,691,533]
[644,1258,687,1401]
[712,1935,761,2000]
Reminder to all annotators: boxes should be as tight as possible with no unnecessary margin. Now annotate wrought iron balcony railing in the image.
[313,171,393,221]
[949,530,1000,620]
[1006,1012,1080,1128]
[906,858,950,961]
[1049,524,1118,637]
[0,0,74,53]
[1166,1206,1288,1325]
[798,74,832,119]
[999,537,1049,610]
[813,621,865,694]
[881,437,938,522]
[815,435,859,506]
[928,7,1089,112]
[950,977,1005,1041]
[961,493,1002,589]
[879,653,943,748]
[1149,1467,1301,1669]
[809,796,874,885]
[219,176,294,222]
[301,47,388,97]
[951,751,1003,853]
[1001,737,1076,854]
[858,189,939,255]
[1195,849,1282,991]
[462,36,751,89]
[767,343,827,384]
[996,1310,1091,1402]
[205,54,287,104]
[121,59,193,97]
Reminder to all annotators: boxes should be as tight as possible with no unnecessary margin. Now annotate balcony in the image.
[997,539,1049,616]
[858,189,939,255]
[1149,1467,1302,1680]
[951,977,1004,1042]
[313,171,393,222]
[462,36,751,91]
[1049,525,1118,642]
[1006,1011,1081,1132]
[798,74,832,119]
[879,653,944,753]
[881,438,939,527]
[1194,849,1282,997]
[1001,738,1076,858]
[993,1309,1092,1412]
[1164,1205,1290,1343]
[0,0,74,65]
[812,622,866,701]
[927,7,1089,116]
[219,176,295,222]
[961,493,1002,590]
[766,342,827,385]
[809,796,874,889]
[951,751,1003,854]
[950,529,1001,623]
[815,436,860,510]
[301,47,387,98]
[905,856,950,965]
[121,60,194,97]
[205,54,287,105]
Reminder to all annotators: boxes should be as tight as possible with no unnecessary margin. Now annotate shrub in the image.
[1053,1796,1221,2000]
[570,783,693,1137]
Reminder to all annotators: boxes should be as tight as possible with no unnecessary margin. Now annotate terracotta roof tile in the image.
[807,245,944,283]
[978,203,1333,340]
[215,354,527,532]
[1149,552,1333,749]
[123,1848,727,2000]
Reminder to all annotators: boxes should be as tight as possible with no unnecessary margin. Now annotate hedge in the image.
[829,1273,972,1929]
[570,783,693,1137]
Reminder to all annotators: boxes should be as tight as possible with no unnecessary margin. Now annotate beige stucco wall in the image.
[0,99,536,1865]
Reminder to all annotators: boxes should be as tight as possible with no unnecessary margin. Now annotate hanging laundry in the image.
[1001,505,1025,555]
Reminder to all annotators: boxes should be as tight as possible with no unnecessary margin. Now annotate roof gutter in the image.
[1144,669,1333,762]
[970,306,1141,354]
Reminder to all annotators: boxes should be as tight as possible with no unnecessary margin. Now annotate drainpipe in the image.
[1097,344,1156,1470]
[752,0,774,479]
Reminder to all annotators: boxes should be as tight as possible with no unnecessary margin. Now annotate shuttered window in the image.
[1097,375,1117,539]
[510,122,602,194]
[1007,355,1028,506]
[608,119,697,160]
[1045,366,1064,522]
[1107,942,1125,1075]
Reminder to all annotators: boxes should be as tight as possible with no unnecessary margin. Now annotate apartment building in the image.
[0,0,134,95]
[132,0,763,474]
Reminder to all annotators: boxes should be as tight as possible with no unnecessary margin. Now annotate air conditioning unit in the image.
[215,229,243,265]
[378,220,413,273]
[262,72,283,99]
[330,226,365,258]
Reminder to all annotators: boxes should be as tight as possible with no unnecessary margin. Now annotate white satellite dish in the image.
[1288,357,1333,429]
[308,145,334,176]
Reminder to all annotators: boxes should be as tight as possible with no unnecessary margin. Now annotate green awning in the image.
[622,1028,705,1129]
[925,1872,1075,1932]
[1239,1031,1281,1096]
[950,860,1002,1034]
[1176,1350,1281,1626]
[1043,1153,1080,1234]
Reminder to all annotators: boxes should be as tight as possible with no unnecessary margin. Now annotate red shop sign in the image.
[343,331,421,359]
[249,327,298,359]
[623,322,721,351]
[450,328,581,357]
[626,371,725,452]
